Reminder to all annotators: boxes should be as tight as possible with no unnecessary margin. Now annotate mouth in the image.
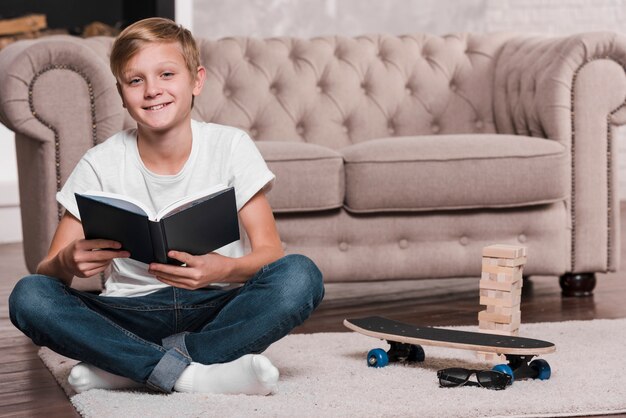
[143,102,172,111]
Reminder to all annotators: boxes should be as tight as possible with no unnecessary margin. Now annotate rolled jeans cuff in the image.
[146,332,192,393]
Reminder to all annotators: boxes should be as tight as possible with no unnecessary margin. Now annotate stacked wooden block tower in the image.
[477,244,527,361]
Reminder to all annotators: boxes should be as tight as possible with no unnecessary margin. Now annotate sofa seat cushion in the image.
[341,134,567,212]
[255,141,344,212]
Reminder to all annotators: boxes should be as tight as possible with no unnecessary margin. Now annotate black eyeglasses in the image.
[437,368,512,390]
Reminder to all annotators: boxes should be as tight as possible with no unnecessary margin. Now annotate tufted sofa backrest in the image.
[190,32,513,149]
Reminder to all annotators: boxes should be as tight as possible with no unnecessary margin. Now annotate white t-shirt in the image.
[57,120,275,297]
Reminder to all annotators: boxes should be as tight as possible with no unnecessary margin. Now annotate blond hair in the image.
[110,17,200,81]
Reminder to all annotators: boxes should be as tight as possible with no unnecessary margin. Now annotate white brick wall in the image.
[190,0,626,38]
[485,0,626,34]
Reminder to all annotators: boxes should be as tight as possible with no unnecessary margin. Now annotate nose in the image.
[144,78,162,98]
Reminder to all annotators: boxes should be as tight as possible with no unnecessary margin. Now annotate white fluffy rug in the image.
[39,318,626,418]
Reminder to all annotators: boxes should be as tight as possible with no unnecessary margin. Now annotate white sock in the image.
[173,354,279,395]
[68,362,143,393]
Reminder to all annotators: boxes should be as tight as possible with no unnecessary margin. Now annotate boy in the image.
[9,17,324,396]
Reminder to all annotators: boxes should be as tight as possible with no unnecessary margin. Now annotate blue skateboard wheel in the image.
[367,348,389,368]
[492,363,515,385]
[530,359,551,380]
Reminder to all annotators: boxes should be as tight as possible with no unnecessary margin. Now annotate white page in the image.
[156,183,228,221]
[79,191,153,218]
[81,183,228,222]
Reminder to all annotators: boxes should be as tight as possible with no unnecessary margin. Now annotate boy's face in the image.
[117,41,204,134]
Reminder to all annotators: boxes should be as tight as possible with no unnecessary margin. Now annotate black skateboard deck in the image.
[344,316,555,382]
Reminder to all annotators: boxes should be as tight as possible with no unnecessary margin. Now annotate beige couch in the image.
[1,32,625,296]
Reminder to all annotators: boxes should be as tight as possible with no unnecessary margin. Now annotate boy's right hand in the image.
[59,239,130,278]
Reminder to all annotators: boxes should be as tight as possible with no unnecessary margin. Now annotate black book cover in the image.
[75,187,239,264]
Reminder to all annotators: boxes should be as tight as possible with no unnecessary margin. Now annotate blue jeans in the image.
[9,254,324,393]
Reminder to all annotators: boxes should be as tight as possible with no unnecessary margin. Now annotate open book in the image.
[75,184,239,265]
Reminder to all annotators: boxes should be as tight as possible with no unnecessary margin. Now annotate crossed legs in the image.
[9,254,324,394]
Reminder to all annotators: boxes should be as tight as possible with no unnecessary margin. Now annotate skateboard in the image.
[344,316,556,383]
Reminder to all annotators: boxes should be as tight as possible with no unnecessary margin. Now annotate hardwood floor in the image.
[0,243,79,418]
[3,205,626,416]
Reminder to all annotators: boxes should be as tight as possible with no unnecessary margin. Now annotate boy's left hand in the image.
[148,251,232,290]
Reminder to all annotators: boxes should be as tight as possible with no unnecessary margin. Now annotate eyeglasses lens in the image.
[438,368,510,390]
[476,371,510,390]
[438,368,470,387]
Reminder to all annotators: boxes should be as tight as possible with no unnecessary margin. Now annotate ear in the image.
[116,82,127,109]
[192,66,206,97]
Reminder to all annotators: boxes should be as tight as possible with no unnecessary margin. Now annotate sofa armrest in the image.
[494,32,626,274]
[0,35,125,277]
[0,35,124,144]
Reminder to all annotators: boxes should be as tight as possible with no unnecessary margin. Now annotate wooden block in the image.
[0,14,47,36]
[501,256,527,267]
[480,294,521,308]
[483,256,528,267]
[478,309,521,324]
[478,296,521,308]
[494,321,521,332]
[480,270,523,283]
[481,319,519,332]
[482,244,527,259]
[478,287,522,300]
[481,263,523,276]
[476,351,505,362]
[478,320,497,330]
[486,305,520,316]
[478,327,519,337]
[481,287,522,298]
[480,278,523,291]
[478,322,520,335]
[481,271,523,285]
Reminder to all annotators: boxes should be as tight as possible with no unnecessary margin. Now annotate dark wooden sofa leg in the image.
[559,273,596,297]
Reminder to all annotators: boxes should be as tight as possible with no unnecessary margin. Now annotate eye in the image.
[162,72,174,79]
[128,77,142,85]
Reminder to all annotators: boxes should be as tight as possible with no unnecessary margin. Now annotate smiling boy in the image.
[9,17,324,395]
